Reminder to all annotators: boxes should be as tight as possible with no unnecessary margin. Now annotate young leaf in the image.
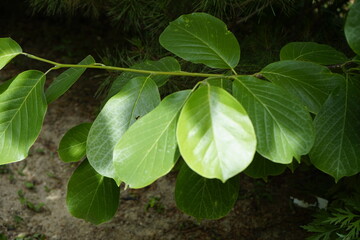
[233,76,314,164]
[87,76,160,178]
[261,60,343,113]
[107,57,180,99]
[159,12,240,69]
[310,79,360,181]
[58,123,92,163]
[345,0,360,56]
[0,70,47,165]
[177,85,256,182]
[244,153,287,179]
[113,90,191,188]
[66,159,120,225]
[280,42,347,65]
[0,38,22,70]
[175,163,240,220]
[45,55,95,104]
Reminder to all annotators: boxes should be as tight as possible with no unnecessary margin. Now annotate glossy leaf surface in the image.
[0,70,47,165]
[177,85,256,182]
[345,0,360,55]
[66,160,120,225]
[0,38,22,70]
[310,79,360,181]
[280,42,347,65]
[87,77,160,178]
[261,60,343,113]
[46,55,95,104]
[113,90,191,188]
[175,163,240,220]
[233,76,314,164]
[58,123,92,163]
[159,13,240,69]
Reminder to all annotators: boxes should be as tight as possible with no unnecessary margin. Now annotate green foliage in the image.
[0,2,360,224]
[345,0,360,55]
[0,38,22,70]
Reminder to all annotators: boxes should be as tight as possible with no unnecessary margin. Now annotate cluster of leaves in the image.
[0,0,359,226]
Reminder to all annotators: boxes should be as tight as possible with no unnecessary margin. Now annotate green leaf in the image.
[107,57,180,99]
[177,85,256,182]
[345,0,360,55]
[66,159,120,224]
[310,79,360,181]
[159,13,240,69]
[0,77,15,95]
[261,60,343,113]
[45,55,95,104]
[0,38,22,70]
[244,153,287,179]
[0,70,47,165]
[233,76,314,164]
[113,90,191,188]
[58,123,92,163]
[205,77,232,93]
[175,163,240,220]
[280,42,347,65]
[87,76,160,178]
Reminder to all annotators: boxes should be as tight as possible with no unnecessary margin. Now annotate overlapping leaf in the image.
[87,77,160,178]
[280,42,347,65]
[233,76,314,164]
[310,78,360,181]
[66,160,120,224]
[113,90,191,188]
[58,123,92,163]
[244,153,287,179]
[0,38,22,70]
[177,85,256,182]
[175,163,240,220]
[45,55,95,104]
[205,77,232,93]
[345,0,360,55]
[107,57,180,99]
[0,70,47,165]
[159,13,240,69]
[261,60,343,113]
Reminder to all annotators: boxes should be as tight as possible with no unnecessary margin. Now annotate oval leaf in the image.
[177,85,256,182]
[0,38,22,70]
[113,90,191,188]
[175,163,240,220]
[345,0,360,55]
[66,159,120,224]
[45,55,95,104]
[280,42,347,65]
[0,70,47,165]
[310,78,360,181]
[87,77,160,178]
[244,153,287,179]
[159,13,240,69]
[261,60,343,113]
[233,76,314,164]
[107,57,180,99]
[58,123,92,163]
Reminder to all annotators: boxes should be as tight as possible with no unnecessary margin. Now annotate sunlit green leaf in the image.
[177,85,256,182]
[0,70,47,165]
[113,90,191,188]
[87,76,160,178]
[310,78,360,181]
[45,55,95,104]
[244,153,287,179]
[280,42,347,65]
[345,0,360,55]
[175,163,240,220]
[233,76,314,164]
[261,60,343,113]
[58,123,92,163]
[107,57,180,99]
[66,159,120,224]
[159,13,240,69]
[205,77,232,93]
[0,38,22,70]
